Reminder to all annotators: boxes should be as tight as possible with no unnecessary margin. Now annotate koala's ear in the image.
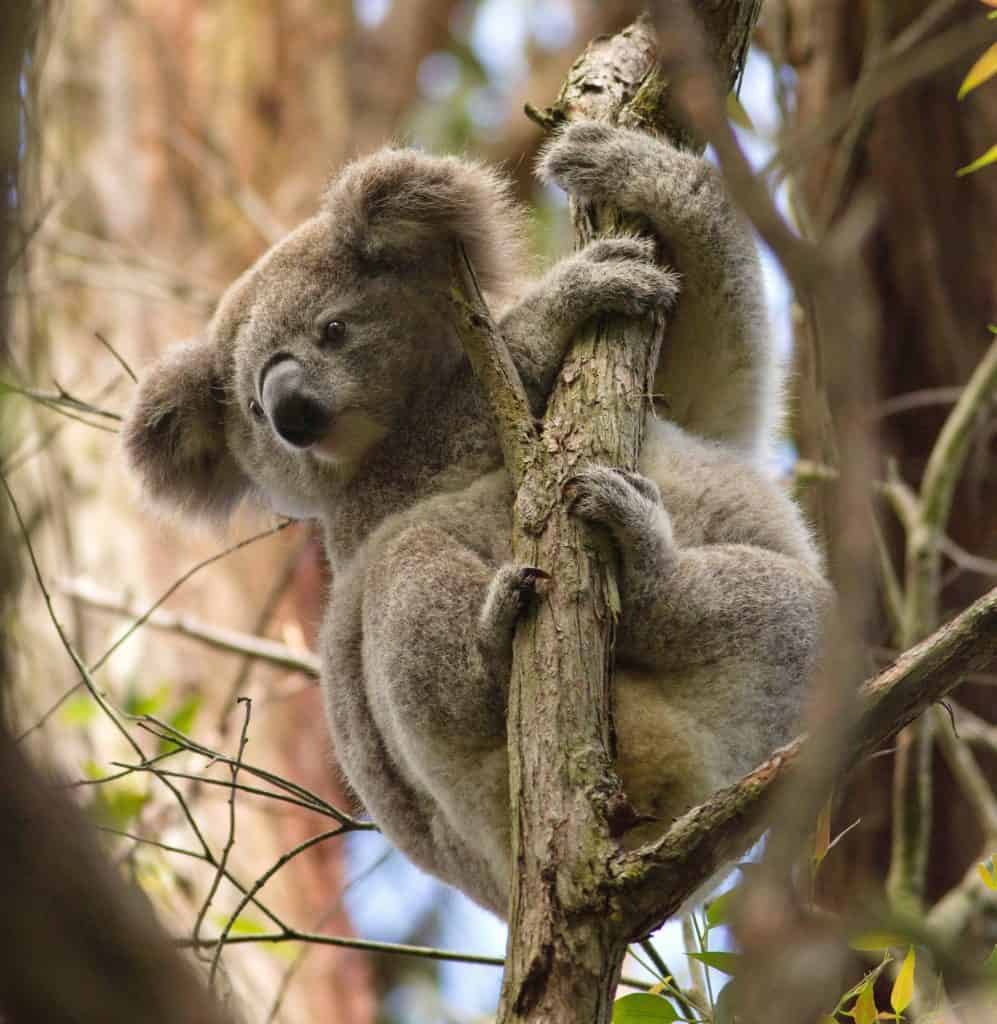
[325,148,528,295]
[123,338,250,522]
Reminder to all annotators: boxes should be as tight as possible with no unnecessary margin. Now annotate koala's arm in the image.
[540,122,778,464]
[496,237,678,414]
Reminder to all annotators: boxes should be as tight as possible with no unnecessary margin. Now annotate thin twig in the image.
[18,520,294,742]
[206,699,252,983]
[930,706,997,838]
[766,12,997,185]
[1,470,143,758]
[60,577,321,677]
[939,536,997,579]
[264,845,396,1023]
[179,928,507,967]
[93,330,137,383]
[218,532,313,734]
[133,716,368,827]
[950,703,997,754]
[875,386,967,419]
[110,763,347,822]
[212,826,345,977]
[97,825,290,933]
[89,519,294,674]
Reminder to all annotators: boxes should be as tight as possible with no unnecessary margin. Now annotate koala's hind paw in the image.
[567,466,663,531]
[478,565,549,656]
[537,120,627,198]
[573,240,679,318]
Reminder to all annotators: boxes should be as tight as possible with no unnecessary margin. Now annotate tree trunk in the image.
[489,8,762,1022]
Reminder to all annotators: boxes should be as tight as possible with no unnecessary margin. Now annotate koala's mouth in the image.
[312,411,388,464]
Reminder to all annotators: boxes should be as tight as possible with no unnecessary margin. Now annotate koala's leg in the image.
[569,465,829,765]
[361,525,539,897]
[497,237,678,413]
[477,564,548,682]
[539,122,777,462]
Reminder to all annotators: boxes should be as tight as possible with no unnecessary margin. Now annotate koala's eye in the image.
[249,398,265,421]
[321,319,347,346]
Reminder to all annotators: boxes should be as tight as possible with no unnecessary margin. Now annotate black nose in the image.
[261,358,332,449]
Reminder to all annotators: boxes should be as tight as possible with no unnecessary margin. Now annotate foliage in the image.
[957,0,997,174]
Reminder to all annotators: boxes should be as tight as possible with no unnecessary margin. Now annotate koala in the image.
[124,122,830,918]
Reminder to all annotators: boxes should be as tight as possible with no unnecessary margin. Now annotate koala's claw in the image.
[566,466,663,529]
[478,564,549,654]
[516,566,551,588]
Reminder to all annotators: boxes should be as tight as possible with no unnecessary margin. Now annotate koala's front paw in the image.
[478,565,550,656]
[567,466,663,532]
[537,120,628,199]
[572,237,679,318]
[583,236,656,265]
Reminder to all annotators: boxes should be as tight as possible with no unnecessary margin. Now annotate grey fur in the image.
[123,125,830,917]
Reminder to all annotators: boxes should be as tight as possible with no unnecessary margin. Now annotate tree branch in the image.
[60,576,321,677]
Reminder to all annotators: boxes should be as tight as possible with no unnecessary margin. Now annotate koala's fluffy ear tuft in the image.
[324,148,528,298]
[123,338,250,521]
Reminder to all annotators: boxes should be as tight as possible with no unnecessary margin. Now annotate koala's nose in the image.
[261,358,332,449]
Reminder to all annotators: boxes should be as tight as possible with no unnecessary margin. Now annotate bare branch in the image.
[448,243,537,488]
[61,577,321,677]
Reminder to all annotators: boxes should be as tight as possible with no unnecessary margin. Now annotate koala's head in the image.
[124,148,526,523]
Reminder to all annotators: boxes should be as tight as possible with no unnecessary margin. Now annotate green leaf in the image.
[957,143,997,176]
[687,951,741,976]
[59,692,97,725]
[890,946,915,1015]
[158,693,202,754]
[853,983,878,1024]
[958,42,997,98]
[124,684,169,717]
[90,785,149,830]
[170,693,200,734]
[612,993,679,1022]
[214,913,269,937]
[834,958,893,1014]
[984,945,997,975]
[706,887,738,928]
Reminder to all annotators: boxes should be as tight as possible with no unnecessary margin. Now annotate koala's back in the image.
[321,419,823,914]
